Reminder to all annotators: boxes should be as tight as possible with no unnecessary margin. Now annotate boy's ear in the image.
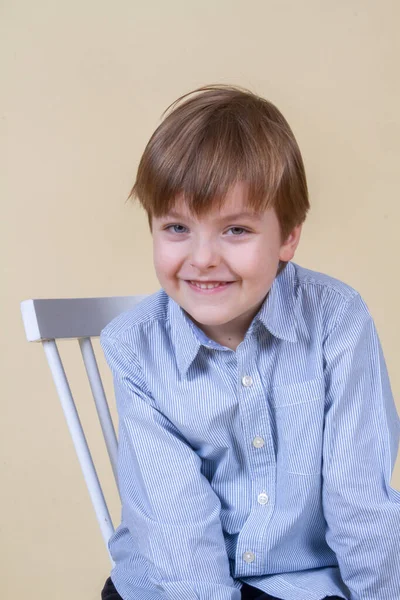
[279,223,302,262]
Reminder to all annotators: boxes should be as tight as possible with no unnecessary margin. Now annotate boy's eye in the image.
[163,224,250,236]
[165,224,188,234]
[226,227,249,236]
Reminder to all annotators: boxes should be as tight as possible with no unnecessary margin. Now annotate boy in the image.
[100,85,400,600]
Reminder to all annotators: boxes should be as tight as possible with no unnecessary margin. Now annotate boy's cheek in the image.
[154,248,178,269]
[153,254,181,286]
[153,258,170,283]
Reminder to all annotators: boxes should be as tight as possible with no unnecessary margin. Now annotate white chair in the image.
[20,296,147,563]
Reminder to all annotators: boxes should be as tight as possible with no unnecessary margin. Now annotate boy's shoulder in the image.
[291,262,367,334]
[100,288,169,343]
[292,261,360,301]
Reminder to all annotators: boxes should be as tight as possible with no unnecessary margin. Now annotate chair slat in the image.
[79,337,120,493]
[42,339,115,563]
[21,296,147,341]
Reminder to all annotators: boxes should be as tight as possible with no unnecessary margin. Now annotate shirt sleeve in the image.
[322,293,400,600]
[100,332,241,600]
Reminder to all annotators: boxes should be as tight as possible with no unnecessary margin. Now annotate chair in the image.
[20,295,147,563]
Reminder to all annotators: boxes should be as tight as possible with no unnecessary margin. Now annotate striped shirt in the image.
[100,261,400,600]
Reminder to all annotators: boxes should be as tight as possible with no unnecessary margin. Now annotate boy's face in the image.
[152,182,302,346]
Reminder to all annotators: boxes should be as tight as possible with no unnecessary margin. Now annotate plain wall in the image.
[2,1,399,598]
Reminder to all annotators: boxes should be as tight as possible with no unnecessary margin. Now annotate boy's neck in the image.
[197,324,244,350]
[189,298,266,351]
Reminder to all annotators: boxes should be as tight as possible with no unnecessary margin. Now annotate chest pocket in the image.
[270,377,325,475]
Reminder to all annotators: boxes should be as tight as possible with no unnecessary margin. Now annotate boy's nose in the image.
[189,240,220,271]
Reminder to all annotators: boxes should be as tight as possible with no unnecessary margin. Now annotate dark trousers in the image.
[101,576,344,599]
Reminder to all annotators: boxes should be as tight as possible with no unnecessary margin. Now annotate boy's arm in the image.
[100,333,241,600]
[322,293,400,600]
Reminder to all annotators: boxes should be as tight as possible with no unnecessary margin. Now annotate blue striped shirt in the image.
[100,261,400,600]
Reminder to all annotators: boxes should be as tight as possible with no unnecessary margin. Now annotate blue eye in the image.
[227,227,248,236]
[166,224,188,234]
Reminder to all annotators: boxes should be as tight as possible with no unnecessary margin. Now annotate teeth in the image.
[190,281,225,289]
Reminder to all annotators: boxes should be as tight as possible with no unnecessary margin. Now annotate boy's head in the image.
[129,84,309,344]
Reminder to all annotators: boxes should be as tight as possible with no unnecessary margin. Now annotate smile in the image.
[190,281,227,289]
[186,280,234,293]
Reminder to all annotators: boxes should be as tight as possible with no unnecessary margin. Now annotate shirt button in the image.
[243,550,255,563]
[252,436,265,448]
[257,492,269,505]
[242,375,253,387]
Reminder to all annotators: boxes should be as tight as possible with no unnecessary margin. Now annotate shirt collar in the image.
[168,298,203,377]
[168,261,301,378]
[257,260,299,344]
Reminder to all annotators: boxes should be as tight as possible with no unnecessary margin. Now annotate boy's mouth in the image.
[186,280,234,292]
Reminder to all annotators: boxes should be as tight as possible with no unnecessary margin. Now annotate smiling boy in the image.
[152,182,299,351]
[100,85,400,600]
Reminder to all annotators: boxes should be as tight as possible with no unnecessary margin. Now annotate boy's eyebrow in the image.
[218,211,263,222]
[164,210,263,222]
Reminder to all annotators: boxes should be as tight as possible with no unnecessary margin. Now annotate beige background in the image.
[2,1,399,598]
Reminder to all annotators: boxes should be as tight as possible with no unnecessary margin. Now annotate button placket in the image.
[234,343,277,577]
[238,354,274,472]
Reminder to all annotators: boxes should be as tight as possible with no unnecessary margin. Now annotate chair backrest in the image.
[20,296,147,564]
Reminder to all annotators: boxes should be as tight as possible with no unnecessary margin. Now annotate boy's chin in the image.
[185,308,236,327]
